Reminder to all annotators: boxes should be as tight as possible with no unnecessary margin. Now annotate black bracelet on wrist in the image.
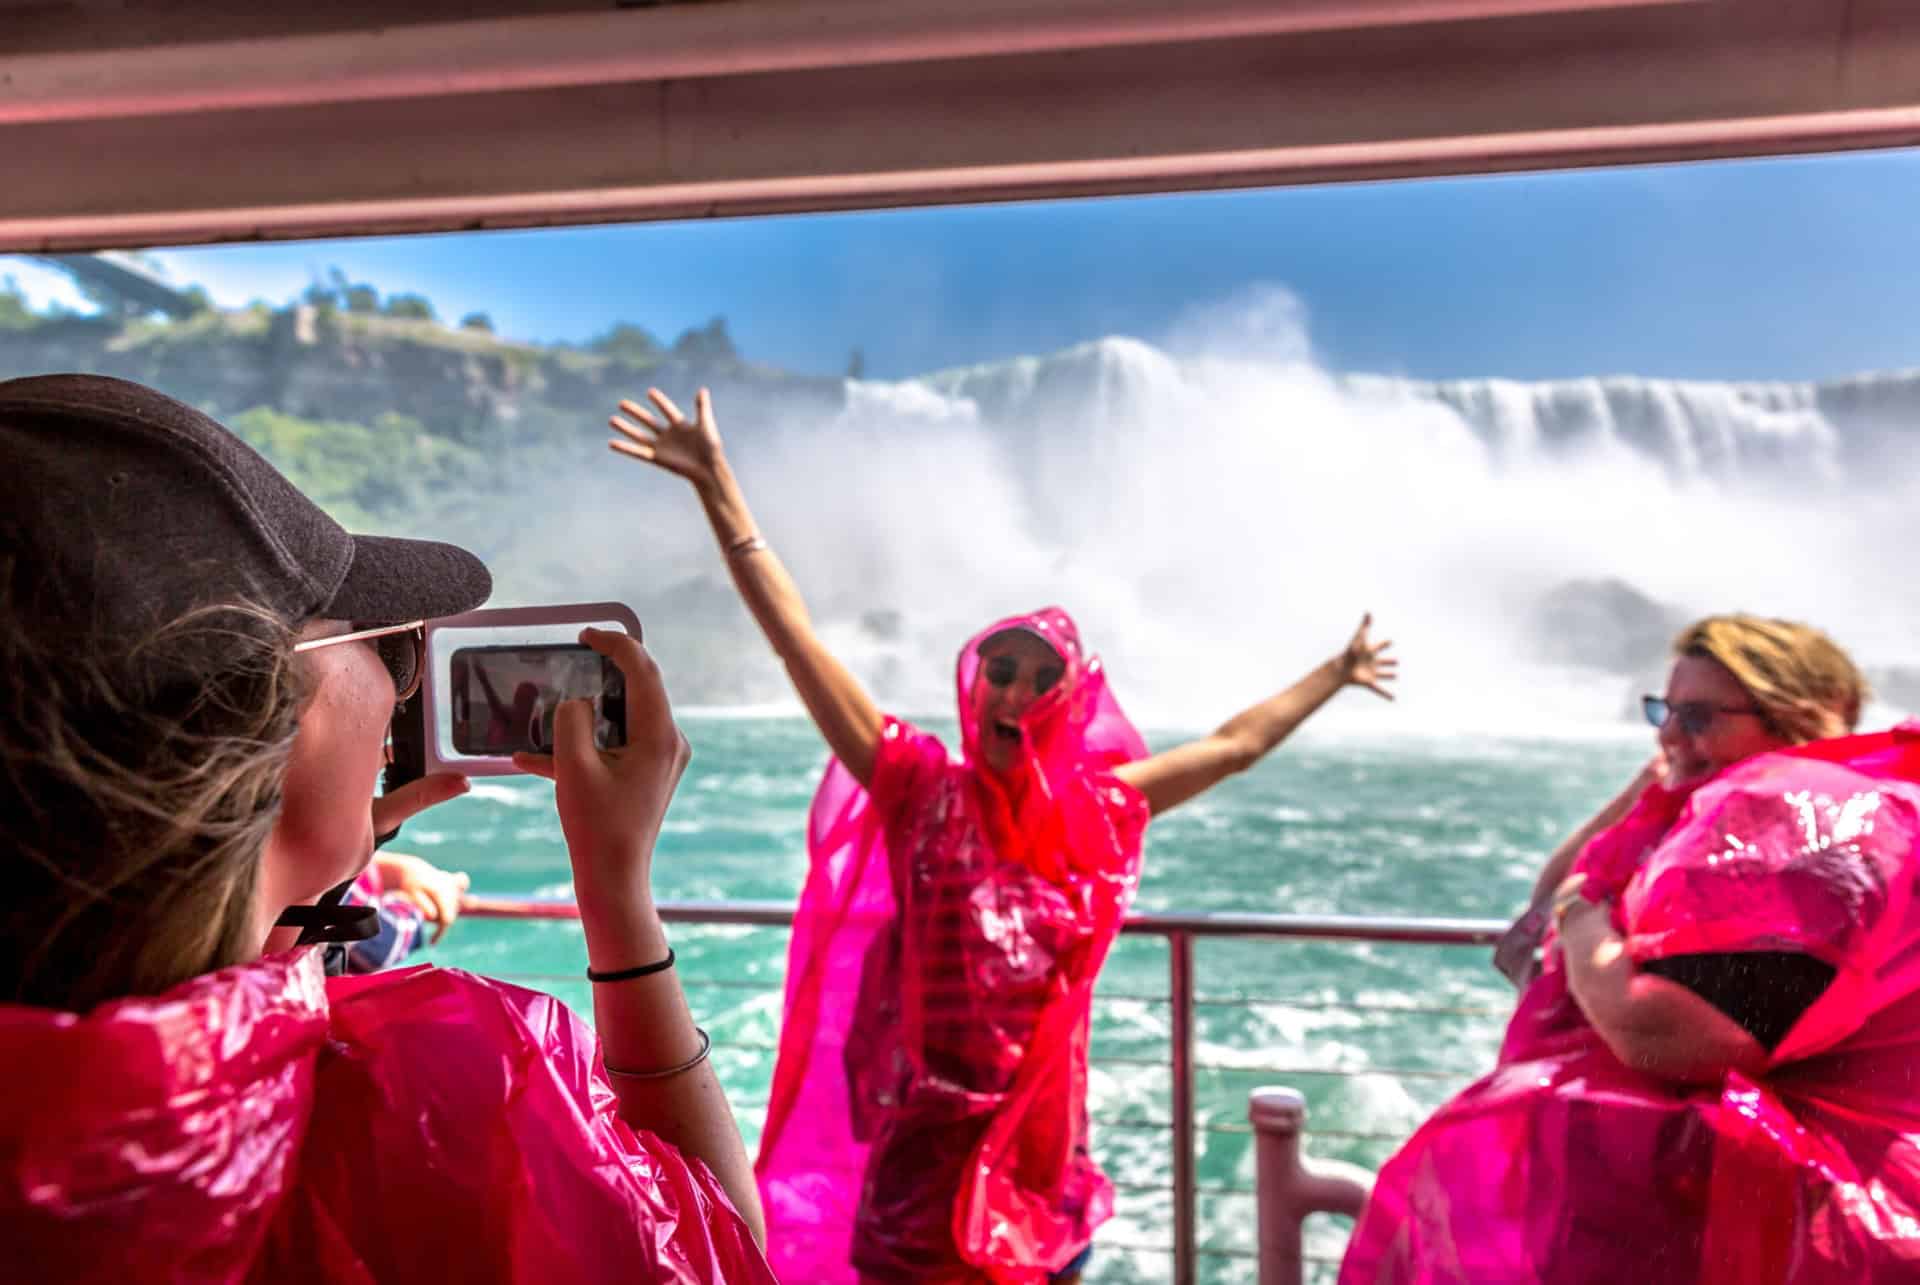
[586,947,676,983]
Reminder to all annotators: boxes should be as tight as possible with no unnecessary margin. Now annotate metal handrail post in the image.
[1169,929,1196,1285]
[1249,1087,1374,1285]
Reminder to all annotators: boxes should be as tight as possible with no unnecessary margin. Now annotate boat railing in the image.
[463,895,1507,1284]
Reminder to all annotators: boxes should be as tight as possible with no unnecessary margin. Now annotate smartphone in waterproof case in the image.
[449,644,628,755]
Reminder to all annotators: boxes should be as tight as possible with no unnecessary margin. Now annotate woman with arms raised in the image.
[608,386,1396,1284]
[0,374,770,1283]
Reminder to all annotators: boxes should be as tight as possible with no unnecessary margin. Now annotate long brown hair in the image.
[0,578,305,1013]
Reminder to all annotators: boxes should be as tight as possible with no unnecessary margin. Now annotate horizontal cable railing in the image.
[462,894,1502,1284]
[465,894,1507,945]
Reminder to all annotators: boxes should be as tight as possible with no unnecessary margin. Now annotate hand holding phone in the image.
[418,601,642,778]
[513,629,689,939]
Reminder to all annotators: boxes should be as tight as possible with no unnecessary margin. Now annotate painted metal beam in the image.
[1,0,1700,125]
[2,0,1916,251]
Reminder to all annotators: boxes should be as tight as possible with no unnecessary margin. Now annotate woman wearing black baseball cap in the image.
[0,374,770,1282]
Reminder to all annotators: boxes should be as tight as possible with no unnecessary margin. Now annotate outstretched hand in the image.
[609,387,726,489]
[1338,613,1398,701]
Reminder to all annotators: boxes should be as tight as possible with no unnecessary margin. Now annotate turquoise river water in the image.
[412,716,1648,1283]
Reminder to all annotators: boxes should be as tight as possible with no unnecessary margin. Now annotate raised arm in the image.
[1113,615,1396,817]
[608,388,885,787]
[472,664,509,720]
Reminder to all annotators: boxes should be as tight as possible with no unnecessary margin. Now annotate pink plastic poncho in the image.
[1341,726,1920,1284]
[0,948,774,1284]
[756,607,1151,1284]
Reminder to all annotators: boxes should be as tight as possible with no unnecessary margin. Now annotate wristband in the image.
[586,947,676,983]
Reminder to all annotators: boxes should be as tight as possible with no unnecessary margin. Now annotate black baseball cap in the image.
[0,373,491,640]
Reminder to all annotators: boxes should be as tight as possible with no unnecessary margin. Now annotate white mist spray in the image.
[526,285,1920,736]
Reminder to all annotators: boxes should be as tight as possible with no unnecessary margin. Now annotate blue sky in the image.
[7,147,1919,382]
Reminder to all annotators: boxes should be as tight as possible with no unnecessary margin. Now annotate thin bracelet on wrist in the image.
[1551,886,1593,929]
[604,1028,712,1081]
[725,533,768,559]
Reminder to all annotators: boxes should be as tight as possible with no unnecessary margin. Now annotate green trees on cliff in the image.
[226,407,491,532]
[0,268,845,579]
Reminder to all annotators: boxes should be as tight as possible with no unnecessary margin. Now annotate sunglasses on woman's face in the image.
[294,621,427,705]
[1642,694,1764,738]
[983,654,1065,696]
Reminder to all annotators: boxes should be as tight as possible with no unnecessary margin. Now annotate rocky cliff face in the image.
[1522,578,1691,676]
[0,308,851,707]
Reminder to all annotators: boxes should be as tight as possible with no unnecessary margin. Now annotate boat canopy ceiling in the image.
[4,0,1917,249]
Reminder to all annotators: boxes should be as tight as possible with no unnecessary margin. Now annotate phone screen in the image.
[449,644,627,755]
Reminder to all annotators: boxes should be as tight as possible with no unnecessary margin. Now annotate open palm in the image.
[1342,613,1398,700]
[608,387,725,486]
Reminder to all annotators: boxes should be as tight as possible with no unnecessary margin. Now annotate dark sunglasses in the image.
[1641,694,1765,738]
[295,620,427,705]
[983,654,1065,696]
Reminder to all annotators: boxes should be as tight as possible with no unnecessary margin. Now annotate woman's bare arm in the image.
[588,910,762,1243]
[1114,616,1395,816]
[609,389,885,787]
[1558,887,1768,1084]
[516,630,764,1245]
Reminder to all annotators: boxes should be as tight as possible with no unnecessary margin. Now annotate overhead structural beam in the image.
[0,0,1699,125]
[13,104,1920,254]
[1,0,1917,253]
